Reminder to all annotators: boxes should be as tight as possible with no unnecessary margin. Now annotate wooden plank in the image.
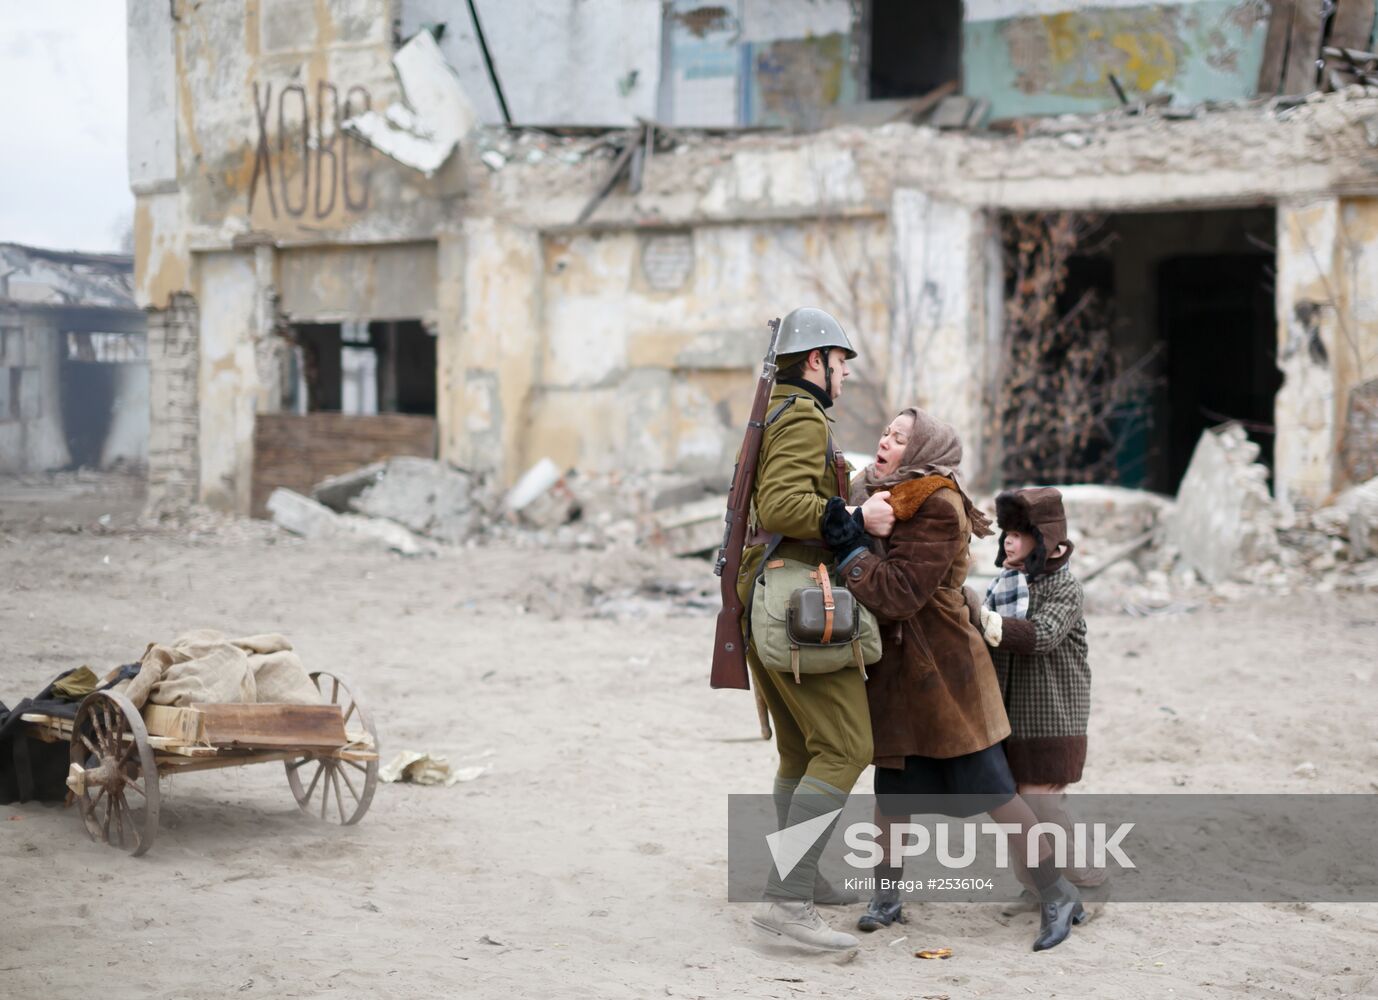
[251,412,436,518]
[1329,0,1376,52]
[1258,0,1296,94]
[157,750,299,775]
[194,702,348,749]
[1282,0,1324,94]
[141,704,205,744]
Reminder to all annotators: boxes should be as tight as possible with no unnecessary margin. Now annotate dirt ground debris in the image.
[2,482,1377,1000]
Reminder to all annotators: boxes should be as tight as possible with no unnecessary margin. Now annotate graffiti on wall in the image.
[248,81,373,220]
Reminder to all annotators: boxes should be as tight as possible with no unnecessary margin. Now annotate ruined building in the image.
[0,243,147,475]
[128,0,1378,515]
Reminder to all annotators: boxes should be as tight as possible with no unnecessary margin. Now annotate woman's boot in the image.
[856,866,905,932]
[1032,875,1086,951]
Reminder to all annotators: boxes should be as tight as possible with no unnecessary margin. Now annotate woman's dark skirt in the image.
[873,743,1018,818]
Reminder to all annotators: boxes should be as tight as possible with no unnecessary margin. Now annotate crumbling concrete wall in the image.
[889,190,992,483]
[517,216,890,481]
[401,0,662,126]
[129,0,1378,514]
[1275,196,1378,506]
[0,316,69,473]
[964,0,1269,119]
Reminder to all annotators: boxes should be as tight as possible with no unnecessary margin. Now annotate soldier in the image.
[739,307,895,952]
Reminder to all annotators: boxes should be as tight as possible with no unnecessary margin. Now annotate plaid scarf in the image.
[984,568,1030,620]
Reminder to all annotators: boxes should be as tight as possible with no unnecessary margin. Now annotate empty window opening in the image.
[59,329,149,470]
[290,319,436,416]
[867,0,962,101]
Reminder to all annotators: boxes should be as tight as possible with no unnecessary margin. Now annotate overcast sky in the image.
[0,3,131,253]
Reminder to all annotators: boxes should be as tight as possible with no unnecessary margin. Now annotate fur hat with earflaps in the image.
[994,487,1074,578]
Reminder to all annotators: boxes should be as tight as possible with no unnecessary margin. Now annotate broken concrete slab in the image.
[339,513,426,557]
[1166,423,1281,584]
[311,462,385,513]
[646,496,725,557]
[267,488,341,539]
[1312,474,1378,554]
[341,30,476,176]
[1058,484,1174,543]
[269,486,427,555]
[349,457,479,544]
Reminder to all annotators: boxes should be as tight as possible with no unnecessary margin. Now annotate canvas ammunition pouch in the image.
[750,555,881,684]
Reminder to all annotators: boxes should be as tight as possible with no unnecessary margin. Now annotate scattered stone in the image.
[312,462,385,512]
[645,496,725,558]
[338,514,426,556]
[505,458,563,514]
[349,457,479,543]
[267,488,341,539]
[1166,423,1280,584]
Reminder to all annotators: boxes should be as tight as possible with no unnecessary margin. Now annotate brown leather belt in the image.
[746,529,827,548]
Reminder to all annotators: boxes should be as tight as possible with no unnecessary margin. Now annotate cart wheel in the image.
[69,691,160,856]
[285,671,378,826]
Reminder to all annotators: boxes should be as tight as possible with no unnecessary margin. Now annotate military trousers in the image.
[747,646,873,792]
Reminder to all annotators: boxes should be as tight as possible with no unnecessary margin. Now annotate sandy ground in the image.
[2,479,1377,1000]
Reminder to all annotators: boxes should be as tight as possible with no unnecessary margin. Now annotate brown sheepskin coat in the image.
[840,477,1011,766]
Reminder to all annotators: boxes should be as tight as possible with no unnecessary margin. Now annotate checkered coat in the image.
[989,566,1090,786]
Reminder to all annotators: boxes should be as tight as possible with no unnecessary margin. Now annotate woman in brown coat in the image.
[819,407,1085,952]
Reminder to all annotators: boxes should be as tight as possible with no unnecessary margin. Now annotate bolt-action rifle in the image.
[711,318,782,694]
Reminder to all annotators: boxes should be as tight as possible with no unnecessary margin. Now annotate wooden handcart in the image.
[19,670,379,856]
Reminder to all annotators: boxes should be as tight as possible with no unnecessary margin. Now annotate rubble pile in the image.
[261,424,1377,614]
[267,455,723,558]
[1001,423,1378,615]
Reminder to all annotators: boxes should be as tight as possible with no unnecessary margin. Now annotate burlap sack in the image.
[115,630,321,708]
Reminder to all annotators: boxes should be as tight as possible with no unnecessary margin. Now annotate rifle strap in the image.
[765,397,796,427]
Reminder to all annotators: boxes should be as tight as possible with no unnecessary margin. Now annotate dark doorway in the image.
[1159,254,1279,487]
[996,207,1278,494]
[868,0,962,100]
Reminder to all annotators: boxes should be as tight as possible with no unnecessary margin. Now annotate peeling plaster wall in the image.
[889,190,991,483]
[131,0,1378,511]
[448,217,543,481]
[401,0,661,126]
[0,317,70,473]
[660,0,855,129]
[1276,196,1378,504]
[127,0,178,193]
[964,1,1269,119]
[520,217,891,481]
[197,252,259,512]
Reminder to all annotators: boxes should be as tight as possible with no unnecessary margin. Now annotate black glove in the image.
[820,496,868,563]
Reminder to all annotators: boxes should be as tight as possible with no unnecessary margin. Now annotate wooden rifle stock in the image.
[710,318,782,690]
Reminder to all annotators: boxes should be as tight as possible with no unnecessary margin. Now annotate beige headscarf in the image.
[850,406,994,538]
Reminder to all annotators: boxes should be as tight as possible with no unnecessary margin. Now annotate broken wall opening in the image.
[60,331,149,470]
[997,206,1278,495]
[253,317,437,517]
[290,319,436,416]
[866,0,962,100]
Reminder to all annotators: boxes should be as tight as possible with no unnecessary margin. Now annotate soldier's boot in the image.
[752,900,860,952]
[856,864,905,931]
[772,775,857,906]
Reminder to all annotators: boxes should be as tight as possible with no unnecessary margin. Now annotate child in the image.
[975,487,1103,893]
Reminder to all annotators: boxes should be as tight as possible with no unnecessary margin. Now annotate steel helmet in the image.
[775,307,857,359]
